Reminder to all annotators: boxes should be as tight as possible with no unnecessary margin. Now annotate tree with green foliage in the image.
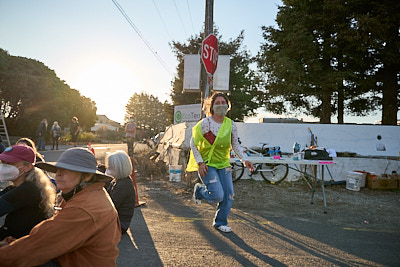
[256,0,399,124]
[0,49,97,136]
[125,92,170,137]
[354,0,400,125]
[170,30,259,122]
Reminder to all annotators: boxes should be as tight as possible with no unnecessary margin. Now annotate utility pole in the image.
[201,0,213,117]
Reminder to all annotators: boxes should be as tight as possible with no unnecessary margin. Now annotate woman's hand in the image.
[198,162,208,177]
[244,161,254,172]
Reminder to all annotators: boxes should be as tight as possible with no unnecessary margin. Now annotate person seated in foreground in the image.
[16,137,45,162]
[0,145,56,240]
[16,137,56,188]
[0,147,121,267]
[0,136,5,154]
[105,150,136,234]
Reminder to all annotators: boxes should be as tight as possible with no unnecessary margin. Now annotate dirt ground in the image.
[137,173,400,232]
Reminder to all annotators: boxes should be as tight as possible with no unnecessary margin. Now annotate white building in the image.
[90,115,121,132]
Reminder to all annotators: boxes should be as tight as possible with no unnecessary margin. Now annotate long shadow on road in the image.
[229,211,400,266]
[135,181,287,266]
[128,180,400,266]
[117,208,163,266]
[220,231,286,267]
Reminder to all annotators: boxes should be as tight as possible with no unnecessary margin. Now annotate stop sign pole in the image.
[201,33,219,104]
[200,0,215,118]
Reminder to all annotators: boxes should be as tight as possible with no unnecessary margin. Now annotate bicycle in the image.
[230,142,289,184]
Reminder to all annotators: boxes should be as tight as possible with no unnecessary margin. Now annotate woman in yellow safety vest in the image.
[187,92,253,233]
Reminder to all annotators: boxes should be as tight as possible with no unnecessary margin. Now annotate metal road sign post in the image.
[200,0,214,118]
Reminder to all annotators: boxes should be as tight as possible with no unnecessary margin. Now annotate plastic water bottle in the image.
[293,142,300,160]
[293,142,300,153]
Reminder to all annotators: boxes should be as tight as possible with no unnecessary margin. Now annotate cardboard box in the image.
[366,173,376,188]
[367,174,398,190]
[390,173,400,189]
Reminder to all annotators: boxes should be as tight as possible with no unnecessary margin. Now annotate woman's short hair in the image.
[106,150,132,179]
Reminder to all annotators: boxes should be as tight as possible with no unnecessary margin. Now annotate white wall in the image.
[159,122,400,182]
[239,157,400,182]
[236,123,400,157]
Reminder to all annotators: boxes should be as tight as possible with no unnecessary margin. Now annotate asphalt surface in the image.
[121,179,400,267]
[14,144,400,266]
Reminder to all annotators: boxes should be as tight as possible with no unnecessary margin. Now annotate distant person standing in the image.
[125,116,136,157]
[36,119,47,151]
[50,121,61,150]
[70,116,81,147]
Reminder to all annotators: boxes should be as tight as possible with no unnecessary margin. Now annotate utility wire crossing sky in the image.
[0,0,385,124]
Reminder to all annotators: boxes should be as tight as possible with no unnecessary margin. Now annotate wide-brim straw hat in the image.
[36,147,112,182]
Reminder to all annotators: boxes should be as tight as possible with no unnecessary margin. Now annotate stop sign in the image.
[201,34,219,75]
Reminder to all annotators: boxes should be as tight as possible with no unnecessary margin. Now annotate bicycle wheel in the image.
[230,162,244,183]
[259,163,289,184]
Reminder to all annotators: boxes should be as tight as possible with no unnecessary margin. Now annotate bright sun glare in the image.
[73,61,140,124]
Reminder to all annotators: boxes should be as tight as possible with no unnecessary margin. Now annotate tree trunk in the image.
[320,89,332,124]
[337,85,344,124]
[337,55,344,124]
[381,64,398,125]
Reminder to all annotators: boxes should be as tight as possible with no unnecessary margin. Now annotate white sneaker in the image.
[216,225,232,233]
[192,183,202,205]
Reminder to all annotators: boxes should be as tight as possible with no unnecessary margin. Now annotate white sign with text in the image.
[174,104,202,124]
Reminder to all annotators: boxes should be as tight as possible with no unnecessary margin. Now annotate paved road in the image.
[118,179,400,267]
[26,144,400,266]
[40,143,129,162]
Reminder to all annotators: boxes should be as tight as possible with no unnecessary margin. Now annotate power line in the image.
[172,0,187,36]
[111,0,172,75]
[152,0,173,40]
[186,0,196,34]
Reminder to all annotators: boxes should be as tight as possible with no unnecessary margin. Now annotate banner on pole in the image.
[183,54,201,92]
[213,55,230,91]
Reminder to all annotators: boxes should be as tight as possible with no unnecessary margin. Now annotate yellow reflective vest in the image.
[186,117,232,171]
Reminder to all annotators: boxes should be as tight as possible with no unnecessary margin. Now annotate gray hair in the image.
[105,150,132,179]
[25,167,56,217]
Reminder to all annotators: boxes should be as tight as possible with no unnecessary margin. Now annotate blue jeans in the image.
[37,136,45,150]
[195,166,234,227]
[126,137,135,157]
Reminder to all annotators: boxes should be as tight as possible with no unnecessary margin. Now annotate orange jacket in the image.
[0,182,121,267]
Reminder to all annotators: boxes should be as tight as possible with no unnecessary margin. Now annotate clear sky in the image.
[0,0,388,125]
